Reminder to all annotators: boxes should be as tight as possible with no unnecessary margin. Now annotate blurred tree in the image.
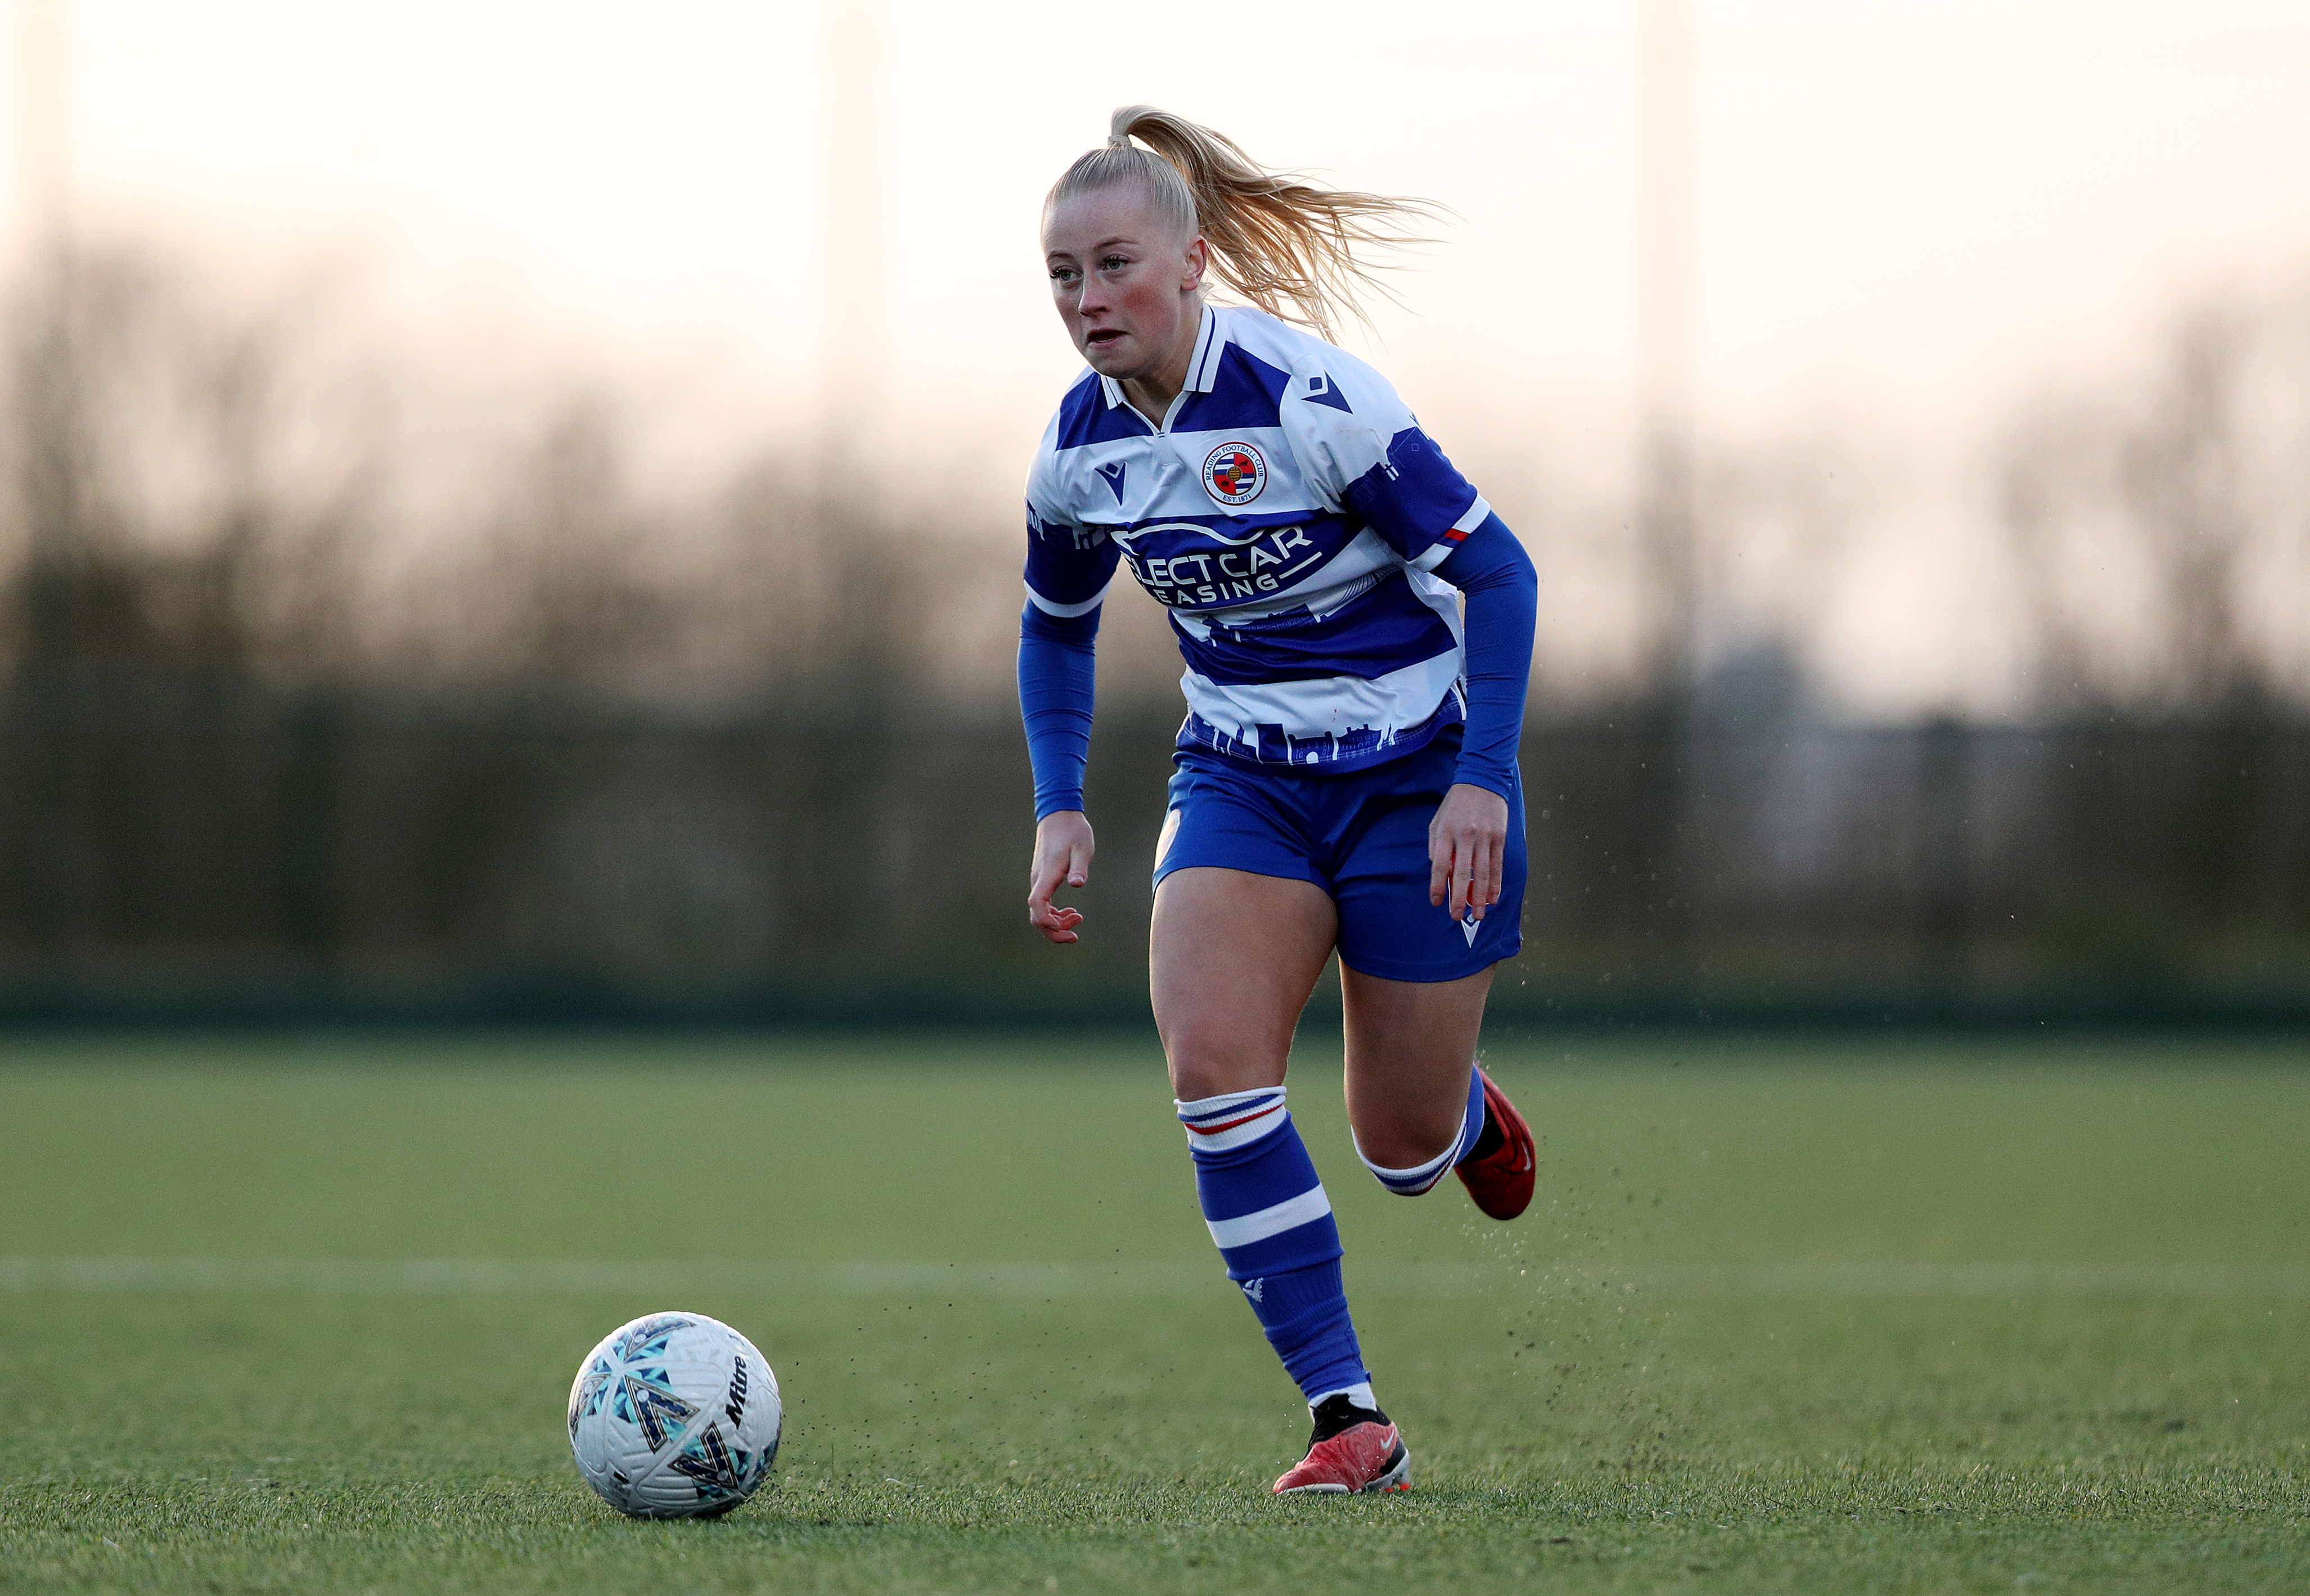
[2002,291,2310,714]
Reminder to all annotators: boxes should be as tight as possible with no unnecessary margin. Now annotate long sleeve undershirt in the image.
[1018,600,1102,820]
[1430,513,1538,802]
[1017,513,1536,819]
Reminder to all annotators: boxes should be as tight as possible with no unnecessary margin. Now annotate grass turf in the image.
[0,1031,2306,1592]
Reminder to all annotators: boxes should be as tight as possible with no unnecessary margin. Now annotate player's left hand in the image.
[1428,782,1510,921]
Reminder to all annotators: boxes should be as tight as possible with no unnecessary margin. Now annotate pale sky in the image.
[9,0,2310,712]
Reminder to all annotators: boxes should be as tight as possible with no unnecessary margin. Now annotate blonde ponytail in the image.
[1046,106,1443,344]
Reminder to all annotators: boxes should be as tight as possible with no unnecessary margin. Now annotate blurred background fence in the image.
[2,246,2307,1028]
[1,691,2304,1026]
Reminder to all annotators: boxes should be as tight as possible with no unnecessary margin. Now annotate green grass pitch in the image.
[1,1031,2306,1593]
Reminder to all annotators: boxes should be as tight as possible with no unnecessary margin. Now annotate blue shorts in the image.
[1152,727,1525,983]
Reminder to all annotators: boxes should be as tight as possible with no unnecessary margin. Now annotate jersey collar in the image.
[1096,304,1224,415]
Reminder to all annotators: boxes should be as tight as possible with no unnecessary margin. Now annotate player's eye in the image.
[1098,255,1131,273]
[1048,265,1078,284]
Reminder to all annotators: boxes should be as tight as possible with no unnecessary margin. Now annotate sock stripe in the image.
[1177,1088,1282,1119]
[1187,1102,1284,1137]
[1176,1088,1289,1153]
[1194,1152,1322,1220]
[1362,1147,1456,1196]
[1203,1185,1334,1250]
[1356,1066,1488,1196]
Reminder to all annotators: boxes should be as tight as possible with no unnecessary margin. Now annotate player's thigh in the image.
[1339,962,1495,1166]
[1150,866,1337,1100]
[1322,745,1516,1162]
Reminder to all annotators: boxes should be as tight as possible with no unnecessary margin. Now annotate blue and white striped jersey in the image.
[1023,305,1491,772]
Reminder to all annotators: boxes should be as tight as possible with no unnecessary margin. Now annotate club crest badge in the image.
[1201,441,1268,507]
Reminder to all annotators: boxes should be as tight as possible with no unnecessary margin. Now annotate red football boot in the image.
[1453,1069,1536,1221]
[1272,1396,1412,1495]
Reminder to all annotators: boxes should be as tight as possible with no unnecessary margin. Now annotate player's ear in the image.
[1181,233,1209,294]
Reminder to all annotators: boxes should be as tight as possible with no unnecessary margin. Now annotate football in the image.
[567,1311,782,1518]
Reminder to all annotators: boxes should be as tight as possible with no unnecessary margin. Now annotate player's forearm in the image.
[1017,602,1101,819]
[1433,514,1536,801]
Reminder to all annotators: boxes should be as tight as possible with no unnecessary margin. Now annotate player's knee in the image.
[1161,1031,1283,1103]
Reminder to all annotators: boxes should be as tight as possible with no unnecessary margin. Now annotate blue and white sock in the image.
[1176,1086,1371,1410]
[1354,1065,1489,1196]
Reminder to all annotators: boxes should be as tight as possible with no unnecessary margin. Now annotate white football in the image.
[567,1311,782,1518]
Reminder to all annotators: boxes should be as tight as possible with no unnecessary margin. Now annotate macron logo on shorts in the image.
[1460,908,1480,946]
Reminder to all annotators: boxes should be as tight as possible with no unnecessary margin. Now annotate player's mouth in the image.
[1084,327,1127,350]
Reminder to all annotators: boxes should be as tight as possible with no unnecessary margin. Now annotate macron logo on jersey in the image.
[1095,460,1127,504]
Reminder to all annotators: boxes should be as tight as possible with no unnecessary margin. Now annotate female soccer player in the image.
[1018,107,1539,1495]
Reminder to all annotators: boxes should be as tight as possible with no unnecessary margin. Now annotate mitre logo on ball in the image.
[1201,441,1268,507]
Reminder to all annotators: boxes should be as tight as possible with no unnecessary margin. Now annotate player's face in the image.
[1043,183,1207,387]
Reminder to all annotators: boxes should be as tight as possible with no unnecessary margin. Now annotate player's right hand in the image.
[1028,810,1096,944]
